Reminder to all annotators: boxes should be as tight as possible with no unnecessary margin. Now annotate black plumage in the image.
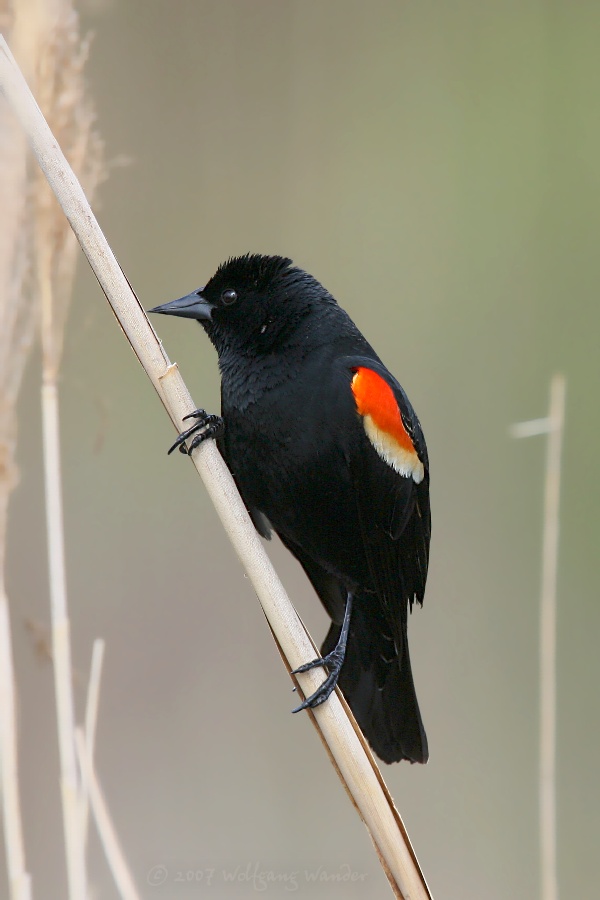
[151,254,431,764]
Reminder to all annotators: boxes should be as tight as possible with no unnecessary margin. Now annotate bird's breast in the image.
[220,361,368,579]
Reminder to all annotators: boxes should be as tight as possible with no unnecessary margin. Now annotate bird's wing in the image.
[340,355,431,614]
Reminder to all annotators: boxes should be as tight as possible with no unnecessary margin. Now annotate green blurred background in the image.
[6,0,600,897]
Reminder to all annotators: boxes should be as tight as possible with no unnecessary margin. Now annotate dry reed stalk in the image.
[75,730,140,900]
[511,374,566,900]
[0,594,31,900]
[1,3,112,898]
[0,36,432,900]
[538,376,564,900]
[81,638,105,852]
[30,5,104,898]
[0,2,38,896]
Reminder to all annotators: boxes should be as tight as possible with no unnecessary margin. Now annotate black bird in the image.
[150,255,431,764]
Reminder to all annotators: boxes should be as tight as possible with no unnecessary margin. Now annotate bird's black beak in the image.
[149,288,213,321]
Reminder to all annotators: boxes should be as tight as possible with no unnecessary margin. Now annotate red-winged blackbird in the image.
[150,255,431,764]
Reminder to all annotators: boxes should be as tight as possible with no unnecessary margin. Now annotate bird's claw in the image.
[291,647,345,713]
[168,408,224,455]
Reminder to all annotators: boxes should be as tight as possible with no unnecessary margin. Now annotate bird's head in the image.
[150,254,337,356]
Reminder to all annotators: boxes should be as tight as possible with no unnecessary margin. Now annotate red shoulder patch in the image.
[351,367,424,482]
[351,367,414,452]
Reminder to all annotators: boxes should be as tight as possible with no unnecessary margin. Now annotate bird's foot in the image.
[291,645,346,712]
[291,592,353,713]
[168,409,224,455]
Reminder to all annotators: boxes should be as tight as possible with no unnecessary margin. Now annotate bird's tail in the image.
[322,597,428,764]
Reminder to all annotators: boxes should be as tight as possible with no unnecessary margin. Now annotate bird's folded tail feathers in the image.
[322,598,428,764]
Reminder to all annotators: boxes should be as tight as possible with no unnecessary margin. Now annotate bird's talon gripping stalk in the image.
[291,663,342,712]
[291,593,353,713]
[167,408,224,455]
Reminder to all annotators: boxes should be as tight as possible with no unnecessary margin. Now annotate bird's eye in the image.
[221,289,237,306]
